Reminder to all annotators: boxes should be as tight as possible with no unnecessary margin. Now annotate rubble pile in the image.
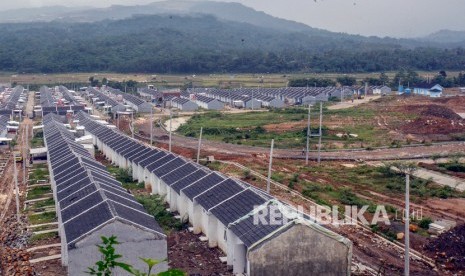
[400,104,465,135]
[425,224,465,271]
[419,105,462,120]
[0,215,34,276]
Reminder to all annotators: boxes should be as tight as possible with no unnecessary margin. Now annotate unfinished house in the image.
[75,111,353,276]
[43,113,167,275]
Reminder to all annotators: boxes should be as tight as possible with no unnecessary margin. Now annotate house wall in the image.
[67,221,167,276]
[207,100,224,110]
[244,99,261,109]
[137,102,153,113]
[247,223,351,276]
[181,101,198,111]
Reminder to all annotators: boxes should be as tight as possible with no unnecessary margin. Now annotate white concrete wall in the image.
[68,221,167,276]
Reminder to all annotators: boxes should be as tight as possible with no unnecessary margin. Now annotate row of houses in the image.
[138,86,181,104]
[0,86,26,118]
[105,87,153,113]
[0,115,9,138]
[180,86,355,110]
[75,111,352,276]
[79,87,127,114]
[36,86,86,117]
[42,113,168,275]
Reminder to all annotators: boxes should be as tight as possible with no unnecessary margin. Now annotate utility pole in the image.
[150,107,154,146]
[251,88,254,110]
[266,139,274,194]
[317,102,323,164]
[117,112,120,130]
[131,112,134,139]
[13,153,20,223]
[405,174,410,276]
[305,104,311,165]
[169,110,172,152]
[196,127,203,164]
[22,128,26,184]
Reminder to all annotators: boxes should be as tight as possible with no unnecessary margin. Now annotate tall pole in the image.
[251,89,254,110]
[266,139,274,194]
[305,104,311,165]
[131,112,134,139]
[26,124,29,166]
[22,127,26,184]
[150,107,153,146]
[317,102,323,164]
[117,112,120,130]
[13,153,20,223]
[405,174,410,276]
[196,127,203,164]
[169,110,172,152]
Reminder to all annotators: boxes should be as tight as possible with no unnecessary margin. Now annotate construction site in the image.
[0,85,464,276]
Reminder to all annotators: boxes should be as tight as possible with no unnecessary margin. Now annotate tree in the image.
[288,77,336,87]
[379,72,389,85]
[102,77,108,85]
[89,76,99,87]
[336,76,356,86]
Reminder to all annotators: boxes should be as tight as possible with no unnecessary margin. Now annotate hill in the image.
[0,2,464,74]
[420,29,465,44]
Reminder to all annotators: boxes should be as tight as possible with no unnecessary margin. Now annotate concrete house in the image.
[243,97,262,109]
[195,95,224,110]
[372,85,392,95]
[227,200,352,275]
[171,97,199,111]
[413,83,443,97]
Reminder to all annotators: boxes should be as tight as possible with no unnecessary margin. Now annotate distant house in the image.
[195,95,224,110]
[171,97,198,111]
[413,83,443,97]
[243,97,262,109]
[372,85,392,95]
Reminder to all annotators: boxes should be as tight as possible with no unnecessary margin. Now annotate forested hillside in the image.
[0,14,464,74]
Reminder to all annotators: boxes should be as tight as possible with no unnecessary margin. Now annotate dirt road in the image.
[138,125,465,161]
[328,95,381,110]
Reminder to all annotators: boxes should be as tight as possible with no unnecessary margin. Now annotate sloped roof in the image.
[43,113,164,249]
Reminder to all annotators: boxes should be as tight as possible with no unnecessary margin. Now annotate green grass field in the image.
[176,106,395,149]
[2,71,461,88]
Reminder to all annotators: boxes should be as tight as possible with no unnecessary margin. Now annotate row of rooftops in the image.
[43,113,164,249]
[74,111,332,249]
[1,86,25,111]
[106,87,147,106]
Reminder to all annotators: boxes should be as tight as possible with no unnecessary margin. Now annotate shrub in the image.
[418,217,433,229]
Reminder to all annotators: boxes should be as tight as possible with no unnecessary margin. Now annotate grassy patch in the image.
[106,166,144,190]
[29,232,58,243]
[136,195,185,232]
[438,163,465,173]
[28,211,56,225]
[176,106,394,148]
[29,167,49,183]
[31,131,45,148]
[27,186,52,200]
[28,198,55,210]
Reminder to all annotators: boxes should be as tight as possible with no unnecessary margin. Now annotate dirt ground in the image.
[168,230,232,275]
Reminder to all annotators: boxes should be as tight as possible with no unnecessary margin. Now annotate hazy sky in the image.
[2,0,465,37]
